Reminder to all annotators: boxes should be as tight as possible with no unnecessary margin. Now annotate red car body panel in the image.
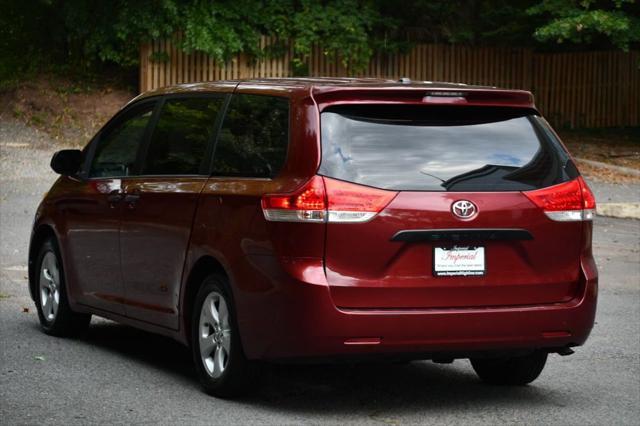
[119,177,208,329]
[29,78,598,361]
[325,191,582,309]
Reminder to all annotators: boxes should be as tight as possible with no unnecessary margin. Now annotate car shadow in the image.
[246,362,559,415]
[75,320,562,414]
[79,319,196,381]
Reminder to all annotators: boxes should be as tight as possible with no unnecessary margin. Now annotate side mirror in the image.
[50,150,83,176]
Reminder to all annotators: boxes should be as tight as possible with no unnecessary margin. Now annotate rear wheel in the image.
[470,351,547,385]
[35,238,91,336]
[191,274,255,397]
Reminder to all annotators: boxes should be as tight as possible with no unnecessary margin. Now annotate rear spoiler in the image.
[312,86,536,110]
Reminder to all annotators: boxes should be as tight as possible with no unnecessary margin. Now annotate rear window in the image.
[319,105,577,191]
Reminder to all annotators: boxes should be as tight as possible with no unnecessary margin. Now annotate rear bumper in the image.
[239,257,598,360]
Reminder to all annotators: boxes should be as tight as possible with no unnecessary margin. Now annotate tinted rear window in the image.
[211,94,289,178]
[319,105,576,191]
[142,96,225,175]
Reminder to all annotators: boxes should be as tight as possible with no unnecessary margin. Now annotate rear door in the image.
[319,104,583,309]
[119,94,227,329]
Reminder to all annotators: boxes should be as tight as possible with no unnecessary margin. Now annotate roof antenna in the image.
[399,77,411,84]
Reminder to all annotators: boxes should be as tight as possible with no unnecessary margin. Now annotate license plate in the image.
[433,246,485,276]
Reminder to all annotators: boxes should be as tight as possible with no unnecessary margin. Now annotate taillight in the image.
[262,176,397,223]
[324,177,398,222]
[579,176,596,211]
[523,176,596,221]
[262,176,327,223]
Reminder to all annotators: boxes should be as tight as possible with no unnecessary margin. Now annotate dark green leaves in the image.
[528,0,640,50]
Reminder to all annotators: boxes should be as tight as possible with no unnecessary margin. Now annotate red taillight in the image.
[523,177,596,221]
[525,179,582,211]
[262,176,397,223]
[324,177,398,222]
[261,176,327,222]
[579,176,596,210]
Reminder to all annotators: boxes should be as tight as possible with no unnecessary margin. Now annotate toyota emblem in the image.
[451,200,477,219]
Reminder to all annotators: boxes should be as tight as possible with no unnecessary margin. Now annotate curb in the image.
[597,203,640,220]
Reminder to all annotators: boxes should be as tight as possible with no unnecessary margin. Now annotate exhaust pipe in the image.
[556,347,575,356]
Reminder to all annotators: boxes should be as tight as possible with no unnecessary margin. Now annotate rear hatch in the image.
[318,103,588,309]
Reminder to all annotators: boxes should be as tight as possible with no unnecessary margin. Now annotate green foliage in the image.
[2,0,637,86]
[61,0,180,67]
[181,1,263,63]
[173,0,380,72]
[0,0,64,87]
[376,0,543,46]
[286,0,377,71]
[528,0,640,50]
[52,0,382,73]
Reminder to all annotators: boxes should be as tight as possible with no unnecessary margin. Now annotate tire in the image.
[34,238,91,336]
[191,274,256,398]
[470,351,547,385]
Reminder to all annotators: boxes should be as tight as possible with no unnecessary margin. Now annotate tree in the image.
[58,0,381,73]
[3,0,638,86]
[528,0,640,50]
[376,0,542,46]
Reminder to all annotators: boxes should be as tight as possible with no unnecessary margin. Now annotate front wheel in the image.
[470,351,547,385]
[191,275,256,397]
[35,238,91,336]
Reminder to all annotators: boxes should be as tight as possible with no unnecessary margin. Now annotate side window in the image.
[89,103,155,178]
[212,94,289,178]
[142,96,225,175]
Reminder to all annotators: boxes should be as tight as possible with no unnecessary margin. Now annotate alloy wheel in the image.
[198,291,231,379]
[39,251,60,322]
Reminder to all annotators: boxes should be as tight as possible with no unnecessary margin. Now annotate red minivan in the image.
[29,78,598,396]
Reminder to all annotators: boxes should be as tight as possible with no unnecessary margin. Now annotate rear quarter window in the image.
[319,105,577,191]
[212,94,289,178]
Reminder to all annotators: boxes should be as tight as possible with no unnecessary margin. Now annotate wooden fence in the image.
[140,36,639,128]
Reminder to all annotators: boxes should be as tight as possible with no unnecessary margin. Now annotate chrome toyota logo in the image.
[452,200,477,219]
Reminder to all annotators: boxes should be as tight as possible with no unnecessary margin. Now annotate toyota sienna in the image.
[29,78,598,397]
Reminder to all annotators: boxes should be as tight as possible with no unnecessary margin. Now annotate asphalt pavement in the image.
[1,142,639,425]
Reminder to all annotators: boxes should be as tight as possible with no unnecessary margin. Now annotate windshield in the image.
[319,105,577,191]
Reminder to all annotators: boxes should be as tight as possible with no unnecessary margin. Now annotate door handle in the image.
[124,189,141,208]
[107,189,124,206]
